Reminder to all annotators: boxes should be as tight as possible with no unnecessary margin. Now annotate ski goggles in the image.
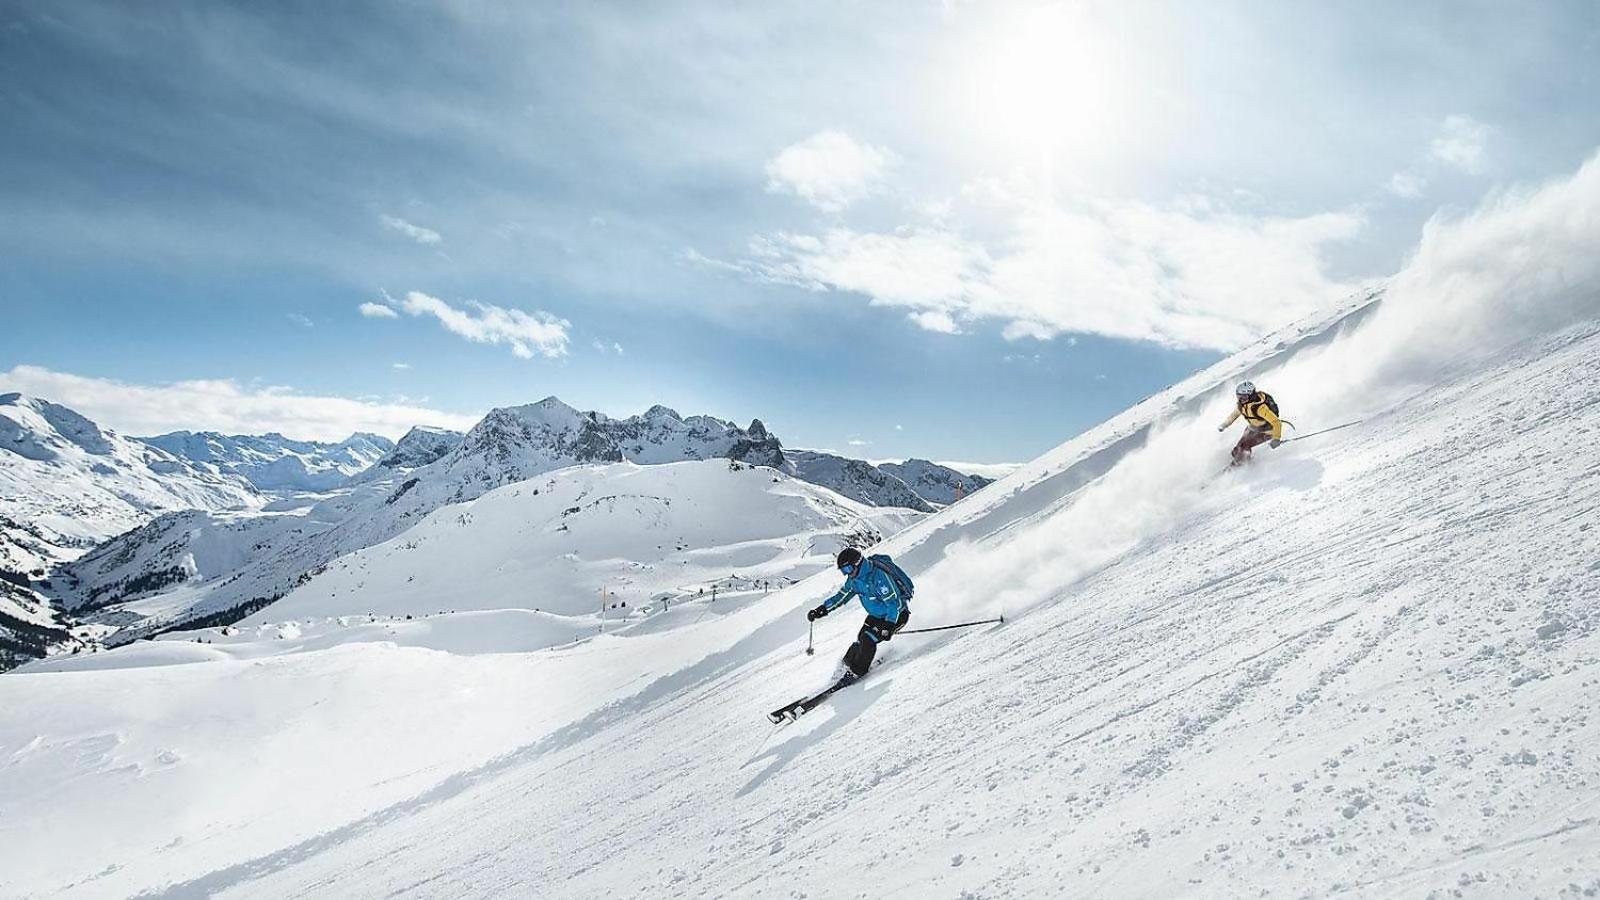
[838,561,859,576]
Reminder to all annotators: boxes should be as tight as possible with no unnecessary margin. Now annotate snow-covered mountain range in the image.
[141,430,395,492]
[0,393,261,577]
[47,396,971,647]
[354,425,464,479]
[0,389,991,665]
[782,450,936,512]
[878,458,992,505]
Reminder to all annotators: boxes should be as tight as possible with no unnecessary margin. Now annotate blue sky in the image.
[2,1,1597,463]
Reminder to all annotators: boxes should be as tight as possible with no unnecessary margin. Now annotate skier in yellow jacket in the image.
[1218,381,1285,465]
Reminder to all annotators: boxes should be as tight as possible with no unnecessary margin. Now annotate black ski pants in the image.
[843,608,910,677]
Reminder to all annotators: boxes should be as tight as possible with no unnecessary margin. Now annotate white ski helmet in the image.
[1235,380,1256,398]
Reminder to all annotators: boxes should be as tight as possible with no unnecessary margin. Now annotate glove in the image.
[807,605,828,621]
[1217,424,1226,432]
[1269,439,1282,449]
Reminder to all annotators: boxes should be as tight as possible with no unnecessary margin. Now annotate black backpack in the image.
[1244,391,1278,416]
[868,554,915,602]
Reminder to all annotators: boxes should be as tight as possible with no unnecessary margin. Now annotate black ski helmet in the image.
[836,547,863,572]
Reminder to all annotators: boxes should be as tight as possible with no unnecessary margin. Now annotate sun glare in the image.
[960,4,1119,172]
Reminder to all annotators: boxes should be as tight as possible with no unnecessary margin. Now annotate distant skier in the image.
[1218,380,1286,465]
[807,548,913,683]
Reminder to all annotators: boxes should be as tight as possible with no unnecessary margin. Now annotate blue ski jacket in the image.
[819,561,907,622]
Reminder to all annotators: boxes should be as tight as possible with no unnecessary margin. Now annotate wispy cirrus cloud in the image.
[380,214,443,245]
[368,291,569,359]
[0,365,479,441]
[765,131,895,213]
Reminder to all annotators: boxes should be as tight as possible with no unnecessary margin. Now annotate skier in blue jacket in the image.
[808,547,912,680]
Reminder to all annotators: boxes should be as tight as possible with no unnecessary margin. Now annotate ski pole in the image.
[806,619,814,655]
[897,616,1005,636]
[1283,420,1363,443]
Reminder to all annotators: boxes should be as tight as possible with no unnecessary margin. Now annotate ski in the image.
[767,673,859,724]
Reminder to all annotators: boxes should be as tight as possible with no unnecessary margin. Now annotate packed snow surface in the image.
[4,155,1600,898]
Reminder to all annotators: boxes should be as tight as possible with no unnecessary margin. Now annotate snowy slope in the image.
[259,459,919,623]
[5,158,1600,900]
[0,579,75,669]
[0,393,261,572]
[142,430,394,492]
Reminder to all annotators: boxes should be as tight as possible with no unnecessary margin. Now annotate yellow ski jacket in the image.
[1220,392,1284,440]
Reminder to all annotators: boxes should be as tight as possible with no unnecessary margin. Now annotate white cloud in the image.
[741,192,1362,352]
[397,291,570,359]
[936,460,1024,480]
[1429,114,1491,173]
[909,310,960,334]
[590,340,626,355]
[0,365,480,442]
[287,313,314,328]
[847,438,870,447]
[750,227,987,311]
[765,131,895,213]
[392,362,411,370]
[359,301,399,319]
[380,215,443,245]
[1387,171,1427,198]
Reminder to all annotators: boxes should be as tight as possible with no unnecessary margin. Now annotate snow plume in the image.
[910,149,1600,626]
[1277,148,1600,424]
[911,418,1223,628]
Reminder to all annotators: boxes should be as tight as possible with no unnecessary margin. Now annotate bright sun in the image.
[960,4,1119,168]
